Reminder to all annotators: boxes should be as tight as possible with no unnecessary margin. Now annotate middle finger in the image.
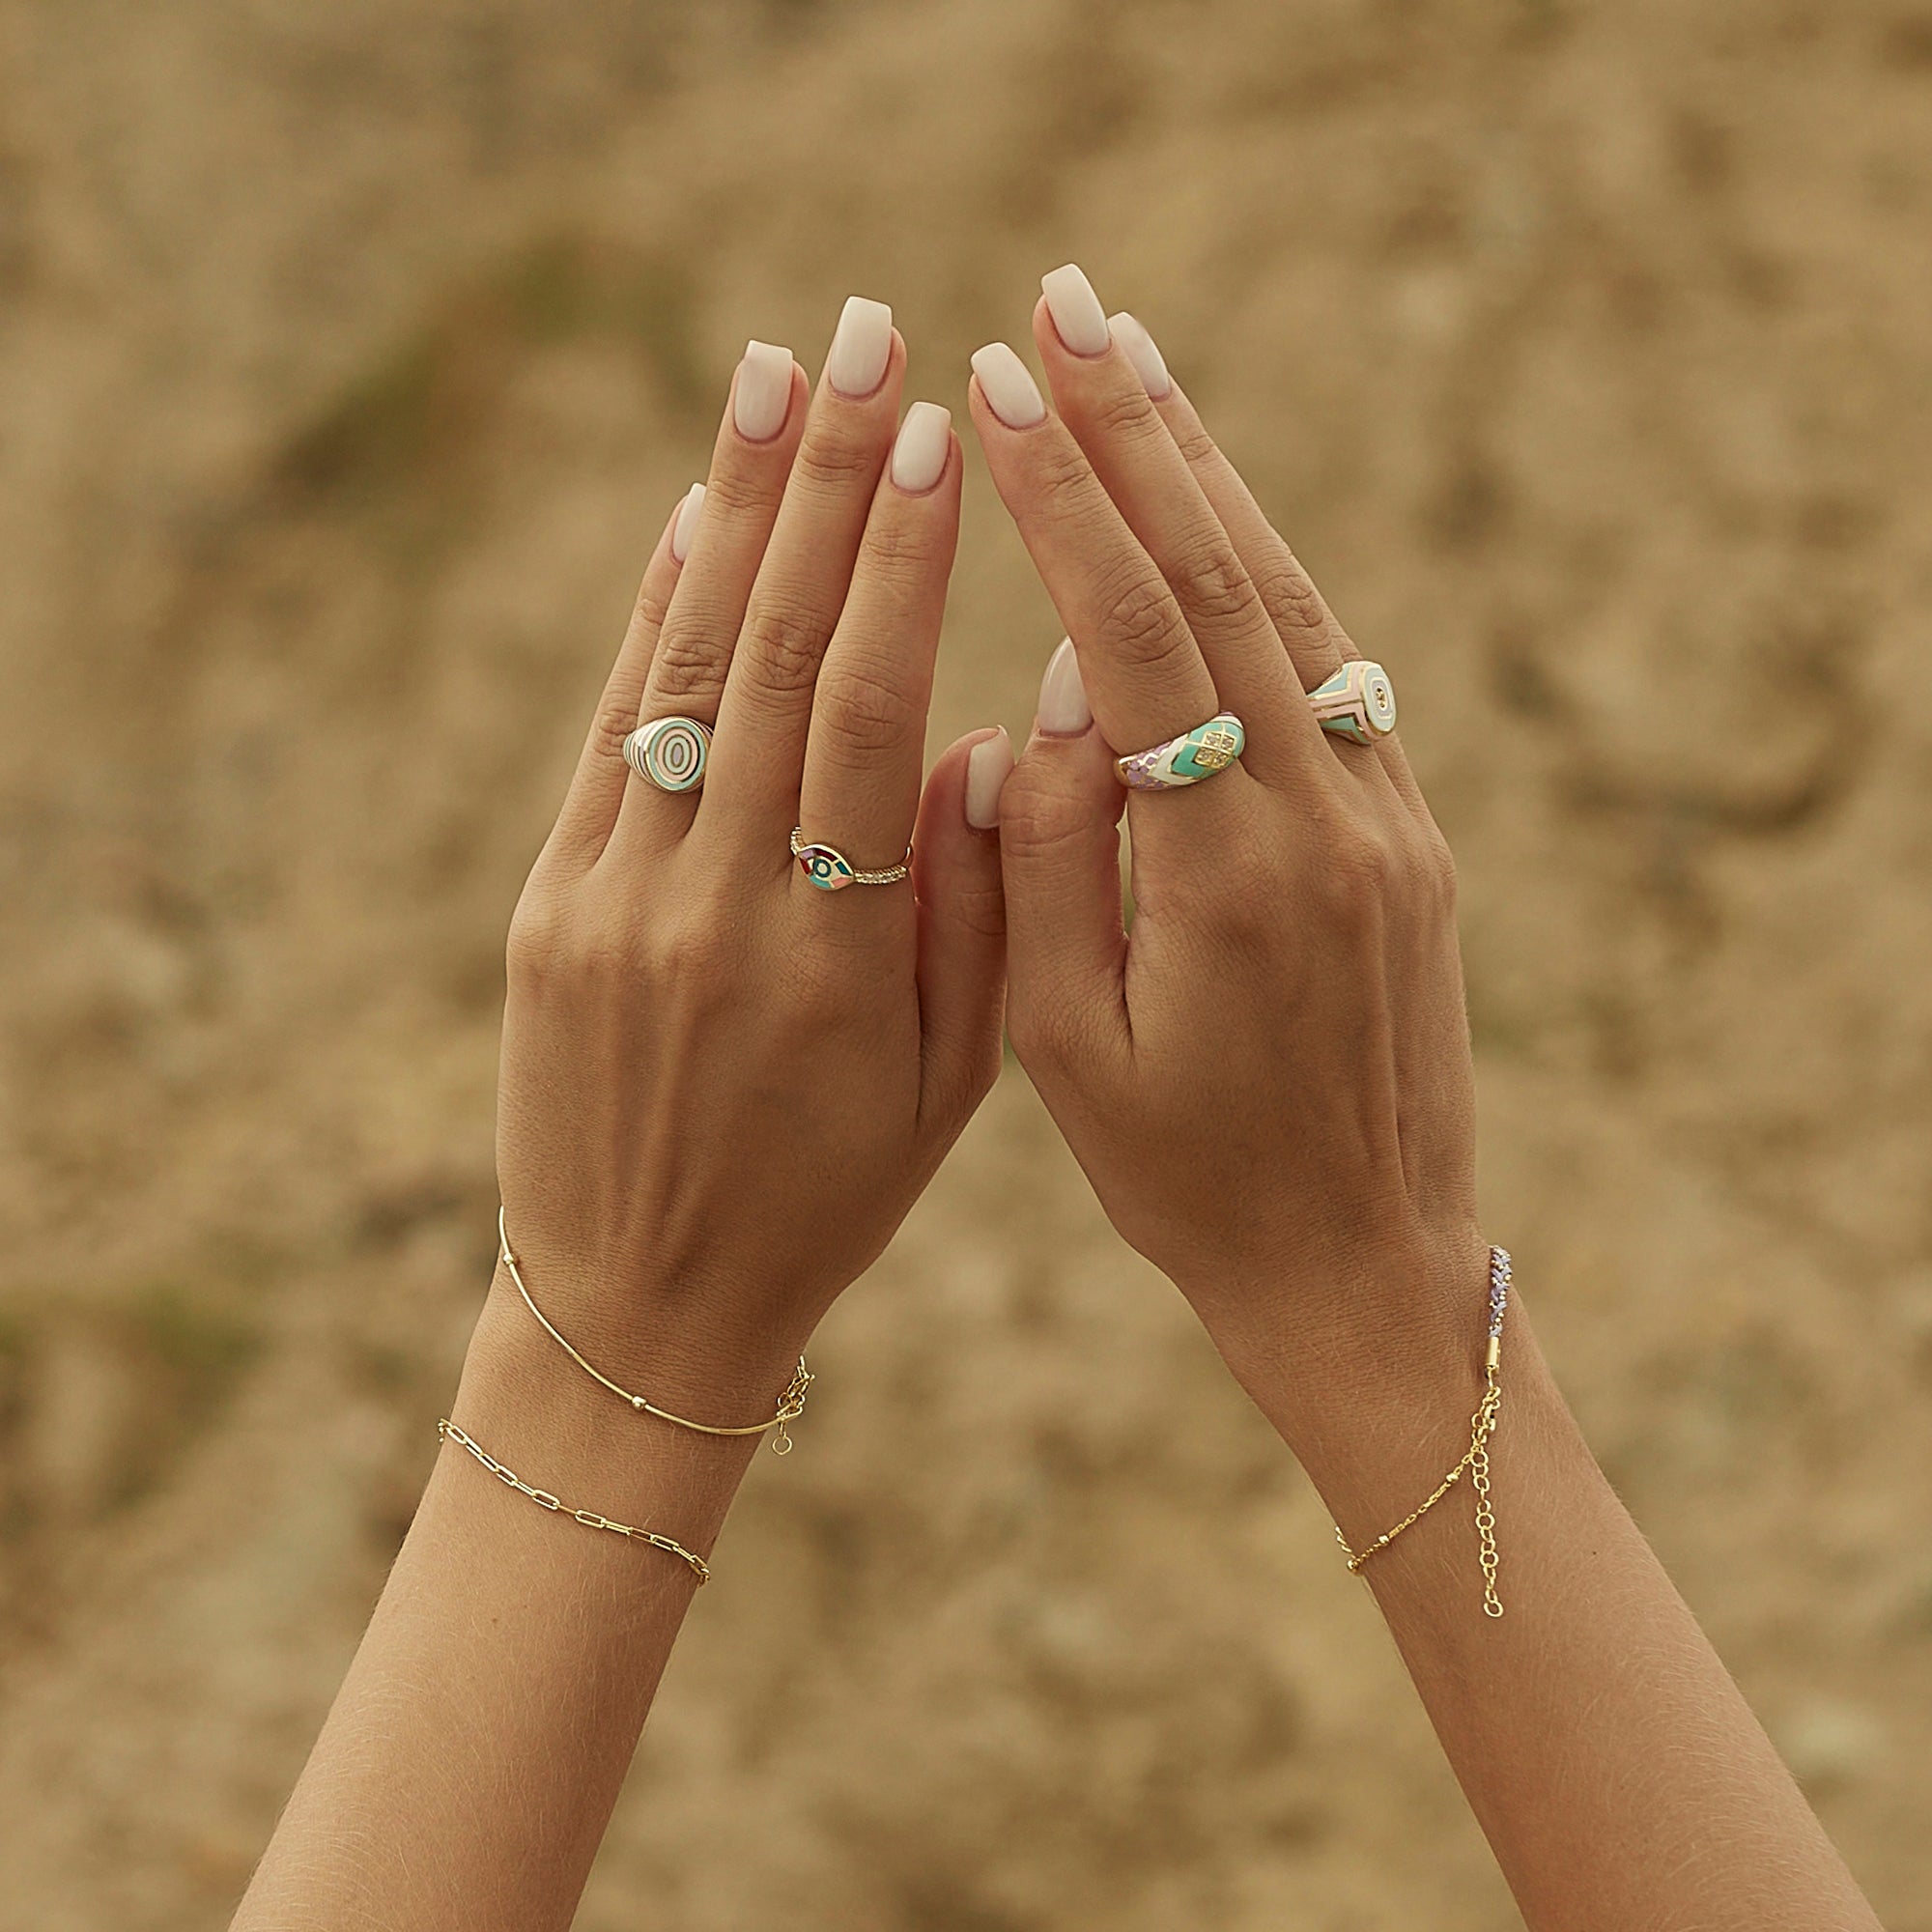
[705,296,908,833]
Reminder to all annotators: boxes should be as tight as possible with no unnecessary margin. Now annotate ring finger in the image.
[611,339,808,844]
[1110,319,1422,802]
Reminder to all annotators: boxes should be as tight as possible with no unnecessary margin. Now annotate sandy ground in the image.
[2,1,1930,1924]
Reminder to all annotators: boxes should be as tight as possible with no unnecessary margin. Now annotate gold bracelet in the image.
[1335,1246,1511,1619]
[438,1418,710,1584]
[497,1208,813,1455]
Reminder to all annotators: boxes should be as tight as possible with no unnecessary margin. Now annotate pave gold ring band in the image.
[1308,660,1398,744]
[1114,712,1246,791]
[623,716,712,793]
[790,826,913,891]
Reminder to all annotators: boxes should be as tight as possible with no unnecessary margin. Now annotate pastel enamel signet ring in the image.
[623,716,712,793]
[1308,660,1397,745]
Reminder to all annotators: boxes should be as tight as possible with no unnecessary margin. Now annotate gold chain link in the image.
[438,1418,710,1585]
[1336,1249,1510,1617]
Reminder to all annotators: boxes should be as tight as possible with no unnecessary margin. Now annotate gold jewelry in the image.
[790,825,913,890]
[1336,1246,1511,1618]
[497,1209,813,1454]
[437,1418,710,1583]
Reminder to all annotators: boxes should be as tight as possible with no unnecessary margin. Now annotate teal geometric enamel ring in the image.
[790,826,913,891]
[1115,713,1246,790]
[1308,660,1397,745]
[623,715,712,793]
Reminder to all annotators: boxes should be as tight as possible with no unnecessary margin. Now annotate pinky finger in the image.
[913,729,1011,1139]
[541,485,699,872]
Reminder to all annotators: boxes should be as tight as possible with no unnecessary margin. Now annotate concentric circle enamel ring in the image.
[623,716,712,793]
[1115,712,1246,791]
[790,827,913,892]
[1307,660,1397,745]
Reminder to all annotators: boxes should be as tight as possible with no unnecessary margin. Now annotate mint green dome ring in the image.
[1308,660,1397,745]
[1115,713,1246,791]
[623,716,712,793]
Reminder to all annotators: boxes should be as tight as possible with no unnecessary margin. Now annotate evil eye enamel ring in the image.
[1115,713,1247,790]
[623,716,712,793]
[791,826,913,892]
[1308,660,1398,744]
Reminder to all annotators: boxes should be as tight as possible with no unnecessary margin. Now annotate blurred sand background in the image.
[3,0,1931,1924]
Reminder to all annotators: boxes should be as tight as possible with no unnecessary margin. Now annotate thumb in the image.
[998,639,1130,1081]
[913,729,1010,1135]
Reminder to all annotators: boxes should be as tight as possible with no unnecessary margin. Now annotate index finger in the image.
[966,340,1219,762]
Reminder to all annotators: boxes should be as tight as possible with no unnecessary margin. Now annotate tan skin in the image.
[232,275,1881,1932]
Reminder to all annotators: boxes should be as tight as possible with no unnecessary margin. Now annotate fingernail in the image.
[670,482,705,562]
[964,728,1014,829]
[826,296,893,399]
[1108,311,1171,399]
[1036,637,1093,737]
[970,342,1046,429]
[733,340,795,441]
[891,401,952,493]
[1041,263,1111,356]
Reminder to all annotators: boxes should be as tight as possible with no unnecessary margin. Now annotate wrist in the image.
[1203,1229,1511,1539]
[448,1285,780,1551]
[483,1219,821,1441]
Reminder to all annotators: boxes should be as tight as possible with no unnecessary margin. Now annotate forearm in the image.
[234,1283,761,1932]
[1242,1297,1879,1932]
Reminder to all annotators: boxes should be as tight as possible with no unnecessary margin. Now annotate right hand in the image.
[970,270,1490,1422]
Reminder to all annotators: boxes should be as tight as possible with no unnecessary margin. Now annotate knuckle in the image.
[1095,563,1191,673]
[946,872,1008,944]
[696,464,771,519]
[505,888,571,987]
[1321,821,1397,912]
[589,696,639,765]
[646,914,726,988]
[631,567,673,636]
[1251,552,1330,643]
[1418,821,1460,909]
[816,658,922,758]
[739,600,829,698]
[1171,418,1221,472]
[790,426,881,495]
[646,620,726,705]
[1086,384,1167,450]
[995,768,1097,863]
[1029,430,1100,506]
[860,512,946,581]
[1171,529,1259,627]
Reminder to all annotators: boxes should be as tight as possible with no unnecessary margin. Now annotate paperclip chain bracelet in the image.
[497,1208,814,1455]
[438,1418,710,1584]
[1335,1246,1511,1618]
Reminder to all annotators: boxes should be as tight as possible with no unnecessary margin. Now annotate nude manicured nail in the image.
[1037,637,1093,736]
[827,295,893,399]
[670,482,705,562]
[964,728,1014,829]
[1109,311,1171,399]
[891,401,952,493]
[1041,263,1111,356]
[970,342,1046,429]
[733,340,795,440]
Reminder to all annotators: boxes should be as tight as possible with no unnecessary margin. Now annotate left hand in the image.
[491,304,1010,1417]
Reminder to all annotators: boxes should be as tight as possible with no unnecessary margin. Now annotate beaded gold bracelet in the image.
[1335,1246,1511,1618]
[438,1418,710,1584]
[497,1208,813,1455]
